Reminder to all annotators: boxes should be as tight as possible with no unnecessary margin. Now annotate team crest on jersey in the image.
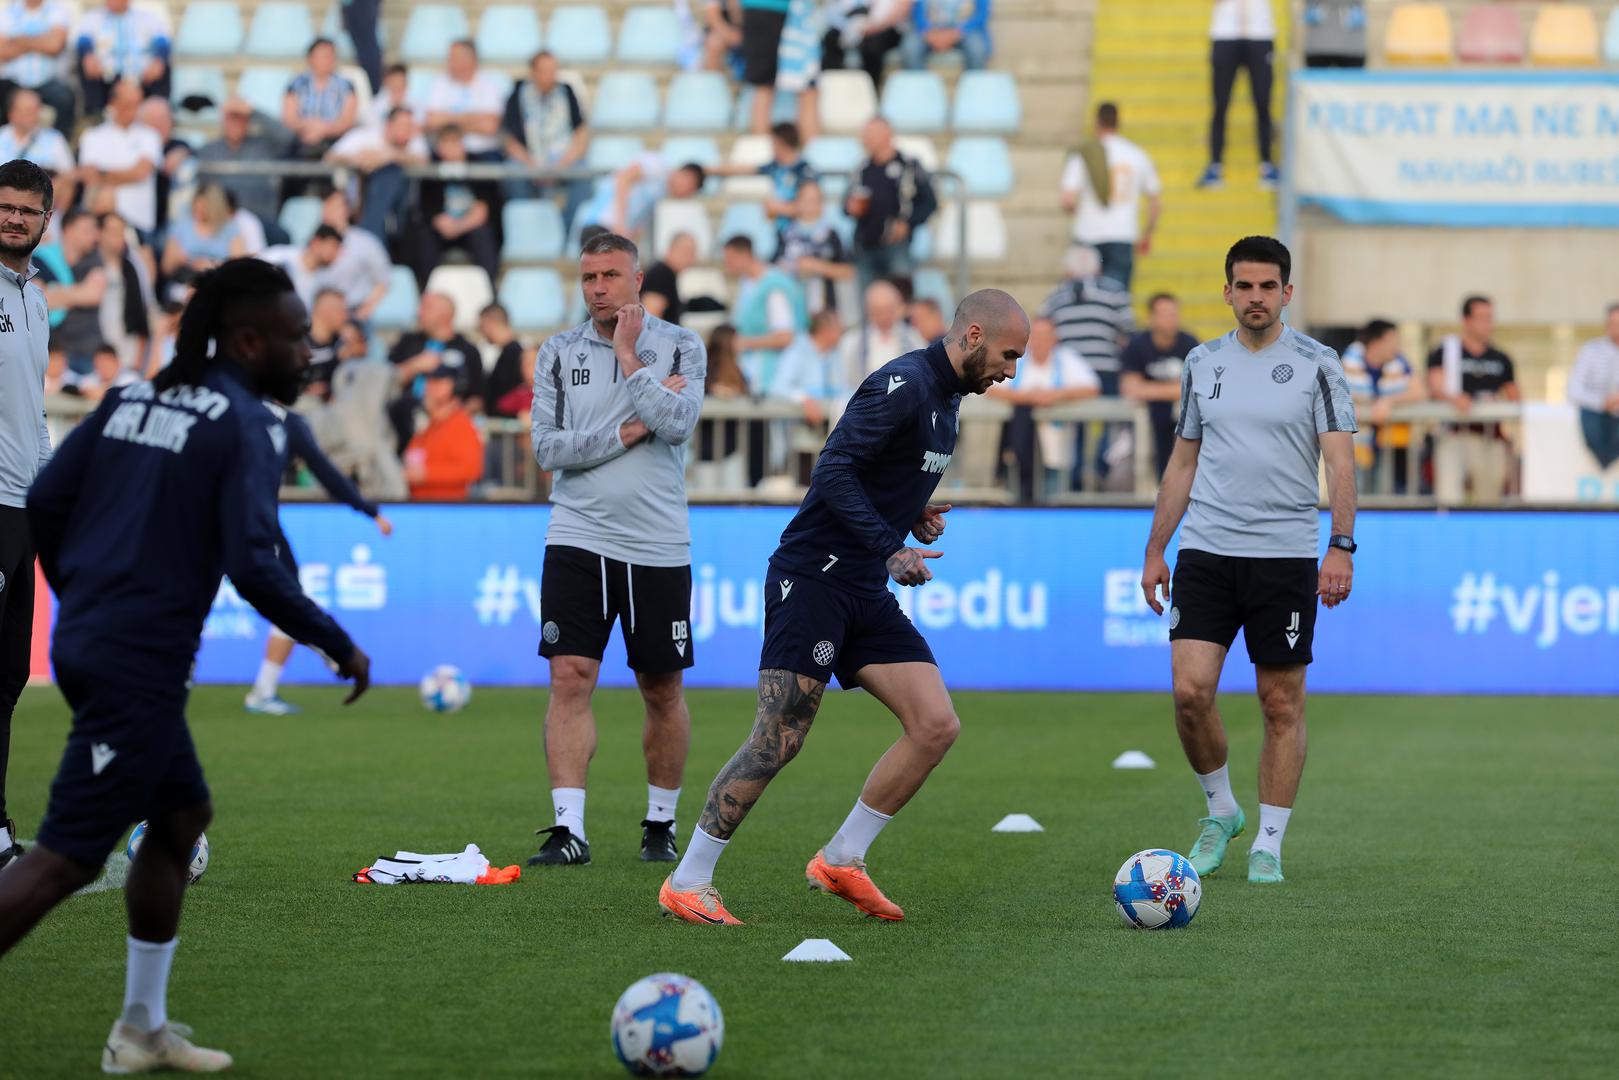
[812,640,836,667]
[1272,364,1294,384]
[638,349,657,368]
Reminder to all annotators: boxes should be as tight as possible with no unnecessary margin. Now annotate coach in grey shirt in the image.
[0,159,54,869]
[1141,236,1356,889]
[526,231,707,869]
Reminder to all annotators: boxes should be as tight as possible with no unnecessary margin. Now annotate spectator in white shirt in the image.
[0,88,74,209]
[769,308,846,426]
[990,315,1101,501]
[75,0,170,118]
[1060,102,1161,291]
[839,278,922,386]
[326,105,428,244]
[312,188,392,323]
[423,40,507,161]
[77,79,163,237]
[1569,303,1619,471]
[0,0,76,133]
[1198,0,1277,190]
[258,225,344,310]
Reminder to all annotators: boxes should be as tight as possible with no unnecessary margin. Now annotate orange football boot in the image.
[659,875,744,925]
[805,849,905,921]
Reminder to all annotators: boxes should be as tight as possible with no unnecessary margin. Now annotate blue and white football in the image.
[1113,848,1201,929]
[419,665,472,713]
[126,822,211,885]
[610,972,723,1077]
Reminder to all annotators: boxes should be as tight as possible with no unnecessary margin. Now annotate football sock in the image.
[0,822,11,849]
[670,827,727,891]
[1251,803,1292,858]
[823,800,892,866]
[551,787,586,842]
[250,659,283,701]
[1195,764,1241,821]
[122,936,177,1033]
[646,784,680,825]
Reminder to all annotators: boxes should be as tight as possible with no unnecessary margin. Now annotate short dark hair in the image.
[1096,102,1119,129]
[1224,235,1291,285]
[385,63,408,79]
[435,124,464,143]
[311,224,343,244]
[1461,295,1491,318]
[578,224,610,251]
[770,121,801,150]
[93,343,119,359]
[1606,301,1619,319]
[676,162,707,188]
[722,234,754,256]
[1147,291,1177,311]
[581,230,639,267]
[59,206,93,231]
[0,158,53,213]
[530,49,554,66]
[451,38,476,55]
[313,287,347,306]
[386,105,412,123]
[911,297,942,317]
[1359,318,1397,345]
[810,308,840,333]
[307,36,335,56]
[480,302,510,323]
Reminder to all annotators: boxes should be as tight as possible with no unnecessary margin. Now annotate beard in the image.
[0,220,44,260]
[960,342,997,393]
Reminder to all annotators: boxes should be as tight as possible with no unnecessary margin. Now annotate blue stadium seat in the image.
[235,66,296,119]
[586,135,645,172]
[502,199,566,262]
[278,196,323,246]
[717,202,777,256]
[322,3,386,63]
[660,136,721,169]
[405,68,439,109]
[499,268,567,331]
[400,5,471,65]
[951,71,1021,134]
[476,6,544,65]
[664,72,732,133]
[617,5,680,64]
[803,136,863,177]
[880,71,948,134]
[174,2,244,58]
[1606,9,1619,62]
[592,72,661,131]
[171,65,227,120]
[244,3,316,60]
[912,268,953,312]
[547,6,613,64]
[372,266,421,331]
[733,87,798,131]
[946,137,1013,198]
[910,222,934,262]
[820,207,855,250]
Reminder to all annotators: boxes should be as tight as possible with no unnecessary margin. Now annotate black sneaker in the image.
[640,819,678,862]
[0,818,22,873]
[527,825,590,866]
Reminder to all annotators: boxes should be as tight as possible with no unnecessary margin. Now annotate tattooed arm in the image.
[698,669,827,839]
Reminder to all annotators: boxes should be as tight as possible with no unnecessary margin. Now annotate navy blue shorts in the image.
[759,565,935,689]
[36,665,210,869]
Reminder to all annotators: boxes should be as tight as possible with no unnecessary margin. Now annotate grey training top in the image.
[530,315,707,567]
[1176,326,1356,559]
[0,262,52,508]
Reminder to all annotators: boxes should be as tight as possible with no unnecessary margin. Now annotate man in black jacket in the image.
[845,117,936,293]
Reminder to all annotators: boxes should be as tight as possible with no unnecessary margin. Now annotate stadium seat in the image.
[236,66,296,119]
[880,71,948,134]
[475,6,544,65]
[174,2,243,58]
[717,201,777,256]
[803,136,863,176]
[585,135,645,172]
[372,266,421,331]
[893,135,939,171]
[424,266,494,333]
[733,86,799,131]
[951,71,1021,134]
[912,268,954,313]
[1529,5,1600,66]
[400,5,470,65]
[405,68,441,109]
[724,135,774,198]
[1383,4,1453,65]
[277,196,323,246]
[498,269,567,331]
[547,6,613,65]
[564,286,587,327]
[932,201,1007,262]
[502,200,566,262]
[946,137,1013,198]
[677,266,729,308]
[660,136,721,169]
[592,72,661,131]
[171,65,227,120]
[244,3,316,60]
[1607,9,1619,63]
[322,3,387,63]
[617,5,681,64]
[131,1,172,34]
[652,199,713,260]
[340,64,373,117]
[1456,5,1524,64]
[817,71,877,134]
[910,222,934,262]
[664,72,732,133]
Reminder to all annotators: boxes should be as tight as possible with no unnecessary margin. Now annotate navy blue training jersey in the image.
[28,364,355,690]
[772,341,965,596]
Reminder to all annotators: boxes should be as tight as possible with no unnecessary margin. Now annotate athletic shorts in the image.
[759,564,935,689]
[36,664,210,869]
[1168,549,1318,666]
[0,505,37,699]
[741,8,788,87]
[538,545,694,674]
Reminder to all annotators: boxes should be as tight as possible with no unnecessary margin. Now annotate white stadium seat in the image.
[424,266,495,333]
[816,71,877,135]
[652,199,713,261]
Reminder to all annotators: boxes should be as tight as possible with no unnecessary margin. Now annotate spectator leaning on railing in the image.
[423,39,507,162]
[77,79,161,239]
[326,104,429,246]
[1342,318,1424,495]
[1427,295,1519,505]
[1120,292,1198,480]
[990,314,1101,502]
[388,292,483,451]
[1568,303,1619,471]
[0,0,76,134]
[768,307,846,427]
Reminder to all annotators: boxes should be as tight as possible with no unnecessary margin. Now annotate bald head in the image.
[946,289,1030,395]
[864,280,904,332]
[949,289,1030,342]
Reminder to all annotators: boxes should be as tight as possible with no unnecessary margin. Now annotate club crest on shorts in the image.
[542,621,560,644]
[812,640,835,667]
[1168,607,1180,630]
[0,570,6,593]
[1272,364,1294,383]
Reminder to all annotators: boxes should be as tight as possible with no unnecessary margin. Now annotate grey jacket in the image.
[0,261,51,508]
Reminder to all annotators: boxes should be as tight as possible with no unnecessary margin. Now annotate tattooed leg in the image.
[697,669,827,840]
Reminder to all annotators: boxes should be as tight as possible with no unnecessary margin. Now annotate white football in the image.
[610,972,724,1077]
[126,822,210,885]
[1113,848,1201,929]
[419,665,472,713]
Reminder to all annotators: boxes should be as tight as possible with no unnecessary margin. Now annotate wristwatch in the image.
[1328,535,1357,555]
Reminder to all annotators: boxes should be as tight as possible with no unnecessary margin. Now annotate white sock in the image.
[1195,764,1241,820]
[822,800,893,866]
[1251,803,1292,858]
[0,823,11,848]
[669,827,727,891]
[250,659,283,700]
[646,784,680,825]
[551,787,586,841]
[122,936,177,1033]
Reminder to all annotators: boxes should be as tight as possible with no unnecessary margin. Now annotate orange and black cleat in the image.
[659,875,744,925]
[805,849,905,921]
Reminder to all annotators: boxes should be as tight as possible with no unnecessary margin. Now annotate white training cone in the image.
[1112,751,1156,770]
[783,939,852,962]
[991,813,1045,833]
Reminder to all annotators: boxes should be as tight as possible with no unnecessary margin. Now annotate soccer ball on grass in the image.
[419,665,472,713]
[126,821,210,885]
[1113,848,1200,929]
[610,972,723,1077]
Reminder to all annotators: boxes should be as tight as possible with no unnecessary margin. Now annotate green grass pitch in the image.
[4,685,1616,1078]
